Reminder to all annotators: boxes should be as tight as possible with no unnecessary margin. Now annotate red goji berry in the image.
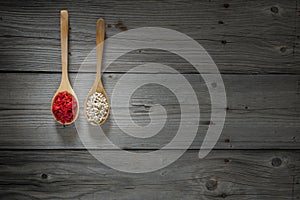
[52,91,78,124]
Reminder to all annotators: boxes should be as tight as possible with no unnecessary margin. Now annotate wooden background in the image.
[0,0,299,199]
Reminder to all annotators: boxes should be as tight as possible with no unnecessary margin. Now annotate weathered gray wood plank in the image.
[0,73,298,149]
[0,150,298,200]
[0,0,298,74]
[0,0,298,199]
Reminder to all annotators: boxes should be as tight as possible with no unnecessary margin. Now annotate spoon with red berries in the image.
[51,10,79,125]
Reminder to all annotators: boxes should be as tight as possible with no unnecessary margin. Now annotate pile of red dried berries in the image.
[52,91,78,124]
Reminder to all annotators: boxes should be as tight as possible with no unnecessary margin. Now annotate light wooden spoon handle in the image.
[60,10,69,83]
[96,18,105,82]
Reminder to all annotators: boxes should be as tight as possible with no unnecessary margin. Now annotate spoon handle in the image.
[96,18,105,82]
[60,10,69,83]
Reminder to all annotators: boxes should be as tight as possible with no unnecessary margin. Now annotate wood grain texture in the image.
[0,150,298,200]
[0,0,299,74]
[0,0,299,199]
[0,73,298,149]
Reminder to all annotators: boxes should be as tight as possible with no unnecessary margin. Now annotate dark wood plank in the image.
[0,0,299,74]
[0,150,298,200]
[0,73,298,149]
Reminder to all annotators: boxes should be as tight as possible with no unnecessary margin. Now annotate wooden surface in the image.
[0,73,299,149]
[0,0,299,199]
[0,150,299,200]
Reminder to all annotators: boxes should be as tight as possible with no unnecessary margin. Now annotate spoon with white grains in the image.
[84,18,110,125]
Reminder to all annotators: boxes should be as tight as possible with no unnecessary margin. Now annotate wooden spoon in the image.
[51,10,79,125]
[84,18,110,125]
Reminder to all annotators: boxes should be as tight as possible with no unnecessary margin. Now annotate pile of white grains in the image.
[86,92,109,124]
